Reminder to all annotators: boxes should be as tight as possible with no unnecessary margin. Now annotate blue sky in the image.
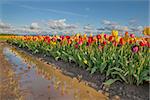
[0,0,149,34]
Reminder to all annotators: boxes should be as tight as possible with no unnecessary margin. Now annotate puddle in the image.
[2,46,107,100]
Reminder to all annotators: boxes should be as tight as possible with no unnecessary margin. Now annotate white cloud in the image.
[0,21,11,29]
[48,19,66,30]
[101,19,144,35]
[48,19,78,30]
[30,22,40,29]
[137,26,143,31]
[0,20,79,34]
[102,20,111,25]
[0,21,42,34]
[83,24,93,30]
[0,21,13,34]
[0,19,145,35]
[96,27,105,32]
[102,20,119,29]
[83,24,97,33]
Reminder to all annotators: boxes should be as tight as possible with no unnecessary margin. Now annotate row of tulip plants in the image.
[7,30,150,85]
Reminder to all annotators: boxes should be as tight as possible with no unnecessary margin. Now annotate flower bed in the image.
[7,30,150,86]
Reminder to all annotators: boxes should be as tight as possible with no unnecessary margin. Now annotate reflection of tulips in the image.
[7,30,150,85]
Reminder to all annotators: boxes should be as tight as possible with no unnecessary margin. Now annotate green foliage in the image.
[8,38,150,85]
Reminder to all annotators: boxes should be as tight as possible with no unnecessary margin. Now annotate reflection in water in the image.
[0,44,24,100]
[3,47,107,100]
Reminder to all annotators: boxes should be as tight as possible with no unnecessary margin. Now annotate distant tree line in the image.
[0,33,17,36]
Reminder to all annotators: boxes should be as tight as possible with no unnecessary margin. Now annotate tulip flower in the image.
[83,59,88,64]
[90,33,93,37]
[104,34,108,39]
[109,36,113,41]
[115,37,120,43]
[83,34,87,38]
[78,40,83,45]
[113,41,118,47]
[103,41,107,46]
[119,38,125,45]
[131,45,139,53]
[60,36,65,40]
[67,40,72,45]
[66,36,70,39]
[125,31,129,37]
[143,27,150,36]
[88,37,93,44]
[130,34,135,38]
[74,44,78,49]
[112,30,118,37]
[51,41,56,45]
[139,41,145,47]
[97,34,101,40]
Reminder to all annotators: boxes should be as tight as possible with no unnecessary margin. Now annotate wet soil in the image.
[0,41,24,100]
[0,41,107,100]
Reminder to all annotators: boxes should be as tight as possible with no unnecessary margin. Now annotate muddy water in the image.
[2,45,107,100]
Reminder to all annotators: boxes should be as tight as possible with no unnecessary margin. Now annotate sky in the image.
[0,0,149,34]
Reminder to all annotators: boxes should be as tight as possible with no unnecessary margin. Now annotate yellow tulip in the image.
[76,33,80,37]
[83,34,87,38]
[143,27,150,36]
[115,37,120,43]
[112,30,118,37]
[51,41,56,45]
[90,33,93,37]
[83,59,88,64]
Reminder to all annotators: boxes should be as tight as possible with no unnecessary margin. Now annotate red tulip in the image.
[88,37,93,44]
[104,34,107,39]
[67,40,70,44]
[113,41,118,46]
[97,34,101,39]
[129,40,133,44]
[109,36,113,41]
[47,38,50,44]
[66,36,70,39]
[119,38,125,45]
[52,37,57,42]
[44,36,51,44]
[103,41,107,46]
[139,41,145,47]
